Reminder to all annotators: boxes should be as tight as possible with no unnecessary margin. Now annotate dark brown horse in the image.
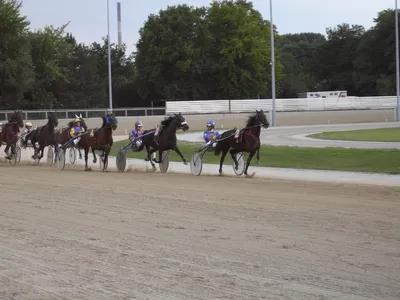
[139,113,189,169]
[78,113,118,171]
[0,111,24,159]
[213,110,269,177]
[55,114,88,160]
[30,113,59,162]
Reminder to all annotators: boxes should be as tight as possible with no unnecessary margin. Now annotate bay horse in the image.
[78,113,118,171]
[30,113,59,163]
[139,113,189,169]
[55,114,88,160]
[0,111,24,159]
[213,109,269,177]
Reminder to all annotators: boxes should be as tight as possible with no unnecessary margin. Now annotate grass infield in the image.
[110,140,400,174]
[309,127,400,142]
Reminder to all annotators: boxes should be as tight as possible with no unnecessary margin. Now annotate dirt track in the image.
[1,164,399,300]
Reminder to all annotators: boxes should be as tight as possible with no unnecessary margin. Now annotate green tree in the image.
[26,24,73,108]
[135,4,207,101]
[89,38,136,108]
[0,0,34,108]
[354,9,398,96]
[278,33,325,97]
[313,23,365,95]
[204,0,282,99]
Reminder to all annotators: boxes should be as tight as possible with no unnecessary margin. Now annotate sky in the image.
[20,0,394,54]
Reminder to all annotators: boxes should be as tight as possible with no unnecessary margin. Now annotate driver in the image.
[70,118,85,146]
[129,121,144,150]
[21,122,33,147]
[203,120,220,148]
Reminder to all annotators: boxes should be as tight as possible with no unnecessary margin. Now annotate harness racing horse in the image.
[78,113,118,171]
[30,113,59,163]
[55,114,88,160]
[213,109,269,177]
[140,113,189,170]
[0,111,24,160]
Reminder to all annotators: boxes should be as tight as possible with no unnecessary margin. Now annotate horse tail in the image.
[214,129,235,156]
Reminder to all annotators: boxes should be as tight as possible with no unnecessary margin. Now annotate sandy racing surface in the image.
[1,164,400,300]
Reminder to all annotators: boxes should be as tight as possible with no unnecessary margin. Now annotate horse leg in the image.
[229,148,240,170]
[78,148,83,160]
[38,145,45,160]
[244,151,256,177]
[33,144,39,160]
[146,146,156,169]
[219,150,228,175]
[92,148,97,163]
[4,144,11,159]
[84,147,92,171]
[256,148,260,165]
[172,145,188,165]
[53,143,59,163]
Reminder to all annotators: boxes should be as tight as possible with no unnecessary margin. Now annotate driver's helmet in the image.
[73,118,81,125]
[25,122,32,129]
[135,121,143,130]
[206,120,215,130]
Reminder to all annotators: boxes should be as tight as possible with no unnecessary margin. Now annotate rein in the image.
[216,123,262,142]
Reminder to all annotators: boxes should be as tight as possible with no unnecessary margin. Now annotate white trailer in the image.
[298,90,347,99]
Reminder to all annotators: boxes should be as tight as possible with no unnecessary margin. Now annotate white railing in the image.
[166,96,397,114]
[0,107,166,121]
[0,96,397,121]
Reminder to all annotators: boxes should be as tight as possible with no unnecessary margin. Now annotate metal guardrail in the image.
[0,107,166,121]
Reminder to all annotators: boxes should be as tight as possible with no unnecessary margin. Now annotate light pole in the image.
[107,0,113,112]
[269,0,276,126]
[396,0,400,121]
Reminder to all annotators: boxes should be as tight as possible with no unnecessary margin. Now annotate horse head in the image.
[10,110,24,128]
[247,110,269,129]
[102,113,118,131]
[257,109,269,129]
[174,112,189,131]
[48,112,59,127]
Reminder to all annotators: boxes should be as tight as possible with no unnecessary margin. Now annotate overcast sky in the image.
[20,0,394,54]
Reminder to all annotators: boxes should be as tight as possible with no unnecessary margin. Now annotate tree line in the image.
[0,0,397,110]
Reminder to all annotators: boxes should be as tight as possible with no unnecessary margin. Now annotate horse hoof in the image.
[85,167,92,172]
[245,172,256,178]
[92,159,96,163]
[183,161,188,165]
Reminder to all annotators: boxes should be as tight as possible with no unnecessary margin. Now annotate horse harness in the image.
[234,124,262,145]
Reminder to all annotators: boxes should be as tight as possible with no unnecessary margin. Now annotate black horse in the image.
[213,109,269,177]
[79,113,118,171]
[30,113,59,162]
[0,111,24,159]
[139,113,189,169]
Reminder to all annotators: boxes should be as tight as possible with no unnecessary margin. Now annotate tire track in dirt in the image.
[0,165,399,299]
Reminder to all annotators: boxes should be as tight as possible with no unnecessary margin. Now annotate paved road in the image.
[178,122,400,149]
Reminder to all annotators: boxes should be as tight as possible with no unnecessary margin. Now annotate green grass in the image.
[309,127,400,142]
[110,140,400,174]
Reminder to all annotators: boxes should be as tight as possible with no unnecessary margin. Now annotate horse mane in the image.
[245,112,258,127]
[161,115,176,127]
